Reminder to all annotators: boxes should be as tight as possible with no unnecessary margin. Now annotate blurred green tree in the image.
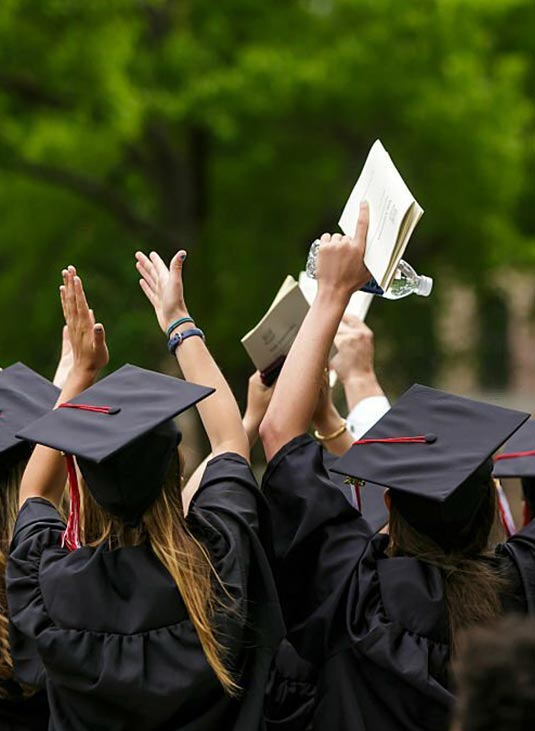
[0,0,533,398]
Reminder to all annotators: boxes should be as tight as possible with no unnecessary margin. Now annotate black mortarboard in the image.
[331,384,529,550]
[17,364,214,539]
[0,363,59,474]
[493,420,535,479]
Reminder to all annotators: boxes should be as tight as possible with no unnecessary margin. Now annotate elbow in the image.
[259,415,284,462]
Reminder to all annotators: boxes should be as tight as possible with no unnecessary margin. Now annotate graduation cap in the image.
[0,363,59,475]
[331,384,530,550]
[17,364,214,548]
[493,420,535,479]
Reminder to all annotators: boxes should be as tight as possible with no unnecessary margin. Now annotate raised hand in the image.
[316,201,370,298]
[52,326,74,388]
[331,314,377,384]
[59,266,108,376]
[243,371,274,447]
[135,250,189,334]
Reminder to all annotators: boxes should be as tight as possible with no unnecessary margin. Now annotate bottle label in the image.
[360,277,384,296]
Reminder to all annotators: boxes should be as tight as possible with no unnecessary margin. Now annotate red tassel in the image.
[62,454,81,552]
[59,402,119,414]
[494,449,535,462]
[352,434,437,446]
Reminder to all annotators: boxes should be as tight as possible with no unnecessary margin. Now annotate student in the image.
[259,206,535,731]
[451,616,535,731]
[7,255,284,731]
[0,364,60,731]
[493,419,535,527]
[1,330,73,731]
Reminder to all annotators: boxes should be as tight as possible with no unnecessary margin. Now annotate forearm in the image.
[343,373,385,412]
[19,369,97,508]
[313,407,353,456]
[242,414,262,448]
[260,288,349,460]
[174,333,249,459]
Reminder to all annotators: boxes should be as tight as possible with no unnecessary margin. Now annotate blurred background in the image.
[0,0,534,457]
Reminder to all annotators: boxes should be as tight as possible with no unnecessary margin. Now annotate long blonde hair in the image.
[79,450,240,696]
[388,481,507,653]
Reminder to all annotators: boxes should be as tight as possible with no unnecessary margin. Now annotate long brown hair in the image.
[79,450,240,696]
[387,480,507,653]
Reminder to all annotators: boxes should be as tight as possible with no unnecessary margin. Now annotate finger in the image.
[93,322,107,350]
[65,269,77,321]
[135,259,158,291]
[354,200,369,245]
[59,285,68,322]
[331,233,343,244]
[135,251,158,282]
[149,251,169,278]
[139,278,158,308]
[169,249,187,278]
[89,308,95,325]
[73,276,92,322]
[320,233,331,243]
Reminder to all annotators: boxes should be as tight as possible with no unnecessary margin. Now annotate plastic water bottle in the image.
[305,240,433,299]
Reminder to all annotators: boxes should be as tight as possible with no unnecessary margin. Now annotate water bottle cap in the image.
[417,275,433,297]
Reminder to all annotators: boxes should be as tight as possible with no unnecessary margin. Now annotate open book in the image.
[339,140,423,293]
[241,276,310,377]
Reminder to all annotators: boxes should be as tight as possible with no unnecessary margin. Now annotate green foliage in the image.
[0,0,533,397]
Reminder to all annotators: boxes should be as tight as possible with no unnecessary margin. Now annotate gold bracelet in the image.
[314,420,347,442]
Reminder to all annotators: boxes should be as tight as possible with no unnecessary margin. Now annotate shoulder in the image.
[188,452,266,541]
[11,497,65,548]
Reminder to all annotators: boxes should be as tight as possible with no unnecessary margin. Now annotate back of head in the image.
[453,616,535,731]
[80,449,240,697]
[388,460,507,651]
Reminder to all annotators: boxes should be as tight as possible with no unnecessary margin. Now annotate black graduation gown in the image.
[264,640,317,731]
[262,434,533,731]
[7,453,284,731]
[0,685,48,731]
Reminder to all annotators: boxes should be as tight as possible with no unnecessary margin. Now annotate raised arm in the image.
[331,314,386,411]
[135,249,249,460]
[19,267,108,507]
[311,369,353,456]
[260,202,370,461]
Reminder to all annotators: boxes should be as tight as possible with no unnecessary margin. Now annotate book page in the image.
[241,278,310,372]
[338,140,422,290]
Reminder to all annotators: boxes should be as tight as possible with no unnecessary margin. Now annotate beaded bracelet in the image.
[168,327,205,355]
[166,317,195,339]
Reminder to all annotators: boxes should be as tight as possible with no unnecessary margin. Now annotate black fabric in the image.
[7,454,284,731]
[263,434,535,731]
[16,364,213,463]
[77,420,180,524]
[264,641,316,731]
[493,419,535,478]
[0,363,59,476]
[262,449,385,731]
[0,685,49,731]
[333,383,529,501]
